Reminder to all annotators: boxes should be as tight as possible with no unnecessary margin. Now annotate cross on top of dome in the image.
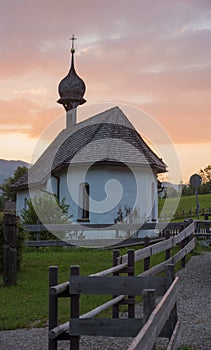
[57,35,86,112]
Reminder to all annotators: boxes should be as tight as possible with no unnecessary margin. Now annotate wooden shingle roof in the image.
[14,106,166,190]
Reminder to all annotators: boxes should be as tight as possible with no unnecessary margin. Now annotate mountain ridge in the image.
[0,159,29,184]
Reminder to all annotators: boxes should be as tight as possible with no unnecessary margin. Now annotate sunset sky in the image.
[0,0,211,183]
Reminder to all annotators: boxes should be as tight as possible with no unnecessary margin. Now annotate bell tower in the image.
[57,35,86,128]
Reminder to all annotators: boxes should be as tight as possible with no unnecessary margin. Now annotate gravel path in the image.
[0,252,210,350]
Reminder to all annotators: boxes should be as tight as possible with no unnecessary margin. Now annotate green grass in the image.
[0,243,188,330]
[159,193,211,220]
[0,247,113,330]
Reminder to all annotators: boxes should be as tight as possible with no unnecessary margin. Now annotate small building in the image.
[14,38,166,229]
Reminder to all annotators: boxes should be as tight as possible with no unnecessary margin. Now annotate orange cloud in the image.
[0,0,211,181]
[0,98,61,138]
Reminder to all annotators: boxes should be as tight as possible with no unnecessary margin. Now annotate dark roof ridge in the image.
[13,106,166,190]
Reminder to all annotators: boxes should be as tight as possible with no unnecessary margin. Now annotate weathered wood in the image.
[70,265,80,350]
[194,233,211,237]
[112,249,120,318]
[128,249,135,318]
[3,213,17,286]
[81,295,125,319]
[3,245,17,286]
[165,265,177,336]
[144,237,151,271]
[69,318,144,337]
[172,238,195,266]
[50,281,69,296]
[150,238,173,256]
[49,308,173,340]
[89,262,128,277]
[49,266,58,350]
[69,275,166,296]
[49,321,69,340]
[166,264,175,288]
[121,238,174,264]
[24,221,188,232]
[143,289,156,350]
[166,320,181,350]
[143,289,156,323]
[48,222,195,348]
[120,222,194,265]
[165,230,171,260]
[27,240,72,247]
[140,238,195,277]
[174,222,195,244]
[128,277,178,350]
[180,237,187,267]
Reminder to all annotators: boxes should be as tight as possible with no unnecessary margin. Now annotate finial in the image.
[70,34,77,54]
[57,36,86,114]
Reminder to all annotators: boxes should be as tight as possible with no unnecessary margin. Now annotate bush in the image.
[21,194,71,241]
[0,213,25,273]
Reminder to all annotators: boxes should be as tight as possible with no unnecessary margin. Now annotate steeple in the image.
[57,35,86,128]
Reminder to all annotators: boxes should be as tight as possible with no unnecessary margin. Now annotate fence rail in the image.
[160,208,211,221]
[128,277,179,350]
[24,221,190,248]
[48,221,196,350]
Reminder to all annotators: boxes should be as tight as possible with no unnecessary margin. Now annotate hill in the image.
[159,193,211,220]
[0,159,28,184]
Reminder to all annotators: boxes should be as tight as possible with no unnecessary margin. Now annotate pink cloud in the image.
[0,0,211,148]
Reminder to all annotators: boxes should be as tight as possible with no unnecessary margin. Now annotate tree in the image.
[21,193,71,240]
[182,184,194,196]
[21,194,70,225]
[197,165,211,194]
[0,166,28,202]
[199,165,211,184]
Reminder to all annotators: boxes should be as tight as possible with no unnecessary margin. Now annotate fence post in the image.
[166,264,177,336]
[143,289,156,349]
[144,237,150,271]
[49,266,58,350]
[112,249,120,318]
[3,213,17,286]
[180,238,186,268]
[128,249,135,318]
[70,265,80,350]
[179,224,187,268]
[165,230,171,261]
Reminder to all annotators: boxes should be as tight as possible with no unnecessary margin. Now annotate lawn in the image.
[0,247,113,330]
[159,193,211,220]
[1,193,209,331]
[0,244,185,330]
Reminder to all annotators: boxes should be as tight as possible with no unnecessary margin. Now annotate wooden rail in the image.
[194,220,211,246]
[128,277,179,350]
[24,221,190,247]
[48,221,196,350]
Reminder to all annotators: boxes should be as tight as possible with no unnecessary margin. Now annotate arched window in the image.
[24,197,28,210]
[78,182,90,221]
[151,182,156,221]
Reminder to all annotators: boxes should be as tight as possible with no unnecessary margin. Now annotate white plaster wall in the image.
[16,164,159,225]
[16,190,30,217]
[46,176,58,195]
[59,164,158,224]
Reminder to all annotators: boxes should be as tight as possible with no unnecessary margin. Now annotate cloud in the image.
[0,98,61,137]
[0,0,211,148]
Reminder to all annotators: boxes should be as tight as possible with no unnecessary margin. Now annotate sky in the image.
[0,0,211,183]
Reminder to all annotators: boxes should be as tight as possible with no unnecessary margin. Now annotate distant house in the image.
[14,39,166,226]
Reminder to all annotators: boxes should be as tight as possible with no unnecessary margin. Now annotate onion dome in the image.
[57,35,86,111]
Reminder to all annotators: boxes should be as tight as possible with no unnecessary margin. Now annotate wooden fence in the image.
[24,221,190,248]
[194,220,211,246]
[48,221,195,350]
[160,208,211,221]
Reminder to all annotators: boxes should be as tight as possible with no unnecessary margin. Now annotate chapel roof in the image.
[13,106,166,191]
